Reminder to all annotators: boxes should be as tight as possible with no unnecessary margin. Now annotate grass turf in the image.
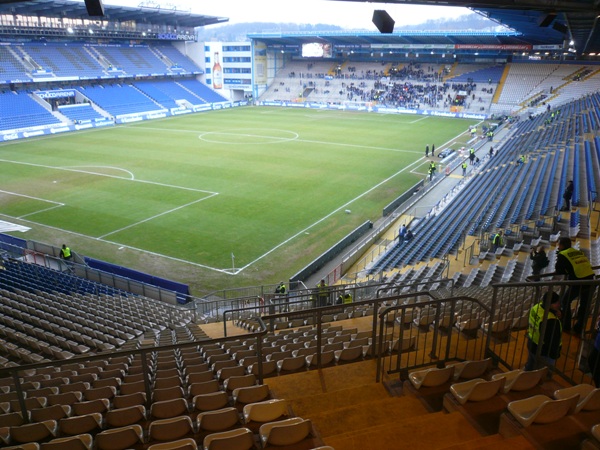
[0,106,477,294]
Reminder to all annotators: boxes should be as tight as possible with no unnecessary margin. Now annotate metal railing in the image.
[0,320,269,424]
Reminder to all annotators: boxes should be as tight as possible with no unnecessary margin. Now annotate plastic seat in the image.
[59,382,90,394]
[4,443,40,450]
[0,411,25,427]
[153,386,185,403]
[554,384,600,413]
[10,397,47,412]
[119,380,146,396]
[196,406,240,432]
[83,386,116,401]
[95,424,144,450]
[93,377,121,390]
[232,384,270,405]
[306,350,335,368]
[388,336,417,354]
[105,405,146,428]
[71,399,110,416]
[112,392,146,409]
[154,376,183,390]
[491,367,547,393]
[30,404,71,422]
[334,346,363,363]
[223,374,255,392]
[186,371,214,385]
[58,412,103,436]
[185,363,210,375]
[39,433,93,450]
[192,391,229,412]
[202,427,254,450]
[148,415,195,442]
[147,438,198,450]
[9,420,58,444]
[507,394,579,427]
[449,377,505,405]
[277,355,306,373]
[150,398,189,420]
[216,366,245,383]
[247,360,277,377]
[243,399,288,423]
[188,380,221,398]
[259,417,312,447]
[448,358,493,381]
[47,392,83,406]
[408,366,455,389]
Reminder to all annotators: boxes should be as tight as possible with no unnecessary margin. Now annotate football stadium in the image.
[0,0,599,448]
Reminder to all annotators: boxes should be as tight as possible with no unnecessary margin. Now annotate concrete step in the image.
[324,410,482,450]
[306,394,430,438]
[439,434,535,450]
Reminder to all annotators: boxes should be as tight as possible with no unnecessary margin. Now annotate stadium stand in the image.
[1,3,600,449]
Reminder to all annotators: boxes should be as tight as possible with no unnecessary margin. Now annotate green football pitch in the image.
[0,107,477,293]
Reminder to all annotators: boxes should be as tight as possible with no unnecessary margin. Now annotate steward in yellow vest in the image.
[525,291,562,371]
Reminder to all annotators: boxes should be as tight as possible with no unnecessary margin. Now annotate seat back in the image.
[411,366,455,389]
[112,392,146,409]
[223,375,256,392]
[47,392,82,406]
[243,399,288,423]
[196,406,240,432]
[39,433,93,450]
[10,420,57,444]
[335,346,363,362]
[150,398,189,420]
[186,371,214,385]
[30,404,71,422]
[192,391,229,412]
[95,424,144,450]
[203,427,254,450]
[148,415,194,441]
[147,437,198,450]
[455,358,492,380]
[188,380,220,397]
[153,386,185,403]
[0,411,24,427]
[233,384,270,405]
[509,367,548,392]
[534,395,579,424]
[278,356,306,372]
[259,417,312,447]
[461,378,505,403]
[105,405,146,428]
[58,413,102,436]
[71,399,110,416]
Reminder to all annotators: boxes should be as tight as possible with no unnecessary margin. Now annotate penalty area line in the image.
[98,193,219,240]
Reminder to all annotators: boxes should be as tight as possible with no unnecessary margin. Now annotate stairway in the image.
[263,361,535,450]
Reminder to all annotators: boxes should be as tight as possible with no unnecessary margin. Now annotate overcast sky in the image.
[105,0,472,31]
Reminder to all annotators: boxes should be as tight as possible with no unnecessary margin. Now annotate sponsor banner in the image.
[0,120,117,142]
[455,44,532,50]
[171,109,193,115]
[193,104,213,113]
[257,101,488,119]
[37,90,77,99]
[533,44,563,50]
[373,43,455,50]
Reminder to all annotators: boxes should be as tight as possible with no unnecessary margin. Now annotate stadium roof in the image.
[330,0,600,55]
[0,0,228,28]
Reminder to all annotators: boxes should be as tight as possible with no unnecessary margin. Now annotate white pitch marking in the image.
[66,165,136,180]
[0,189,65,219]
[0,158,217,195]
[98,194,217,239]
